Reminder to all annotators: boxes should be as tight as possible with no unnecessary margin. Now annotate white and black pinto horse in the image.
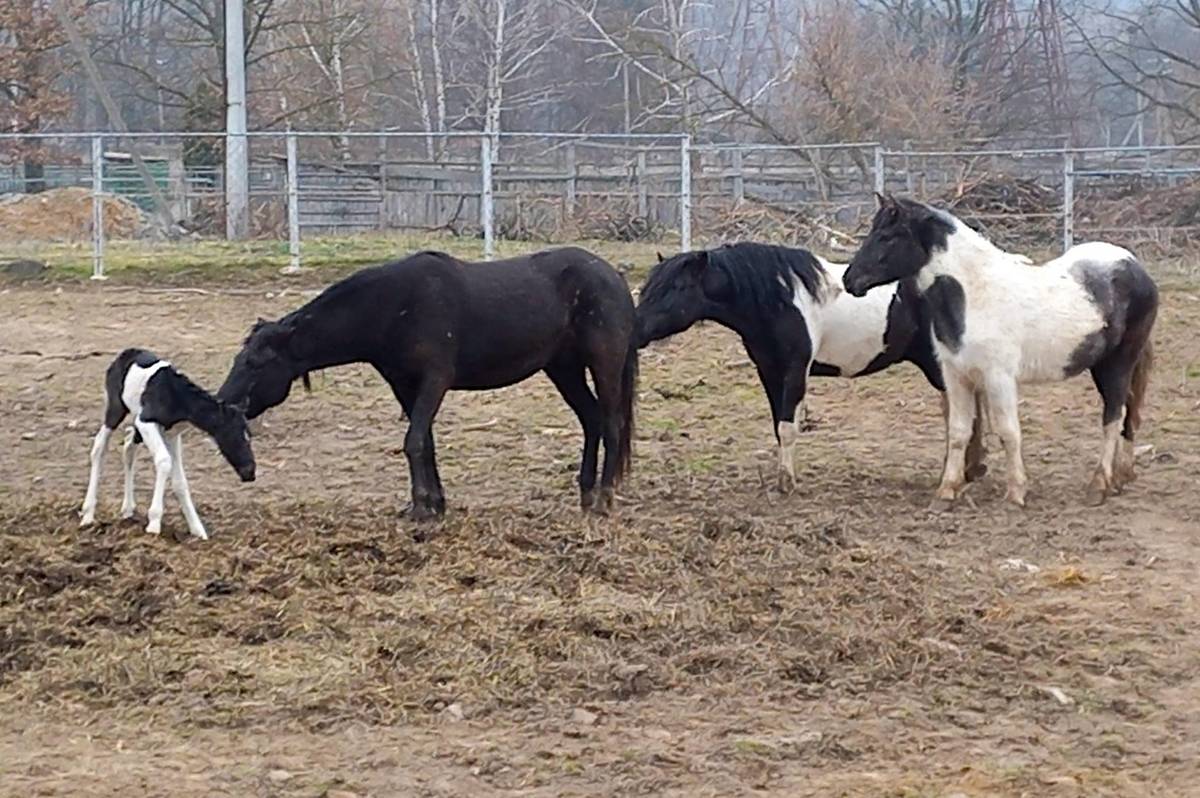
[80,348,256,539]
[635,242,986,486]
[843,195,1157,507]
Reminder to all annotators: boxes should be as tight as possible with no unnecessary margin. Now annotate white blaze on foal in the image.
[843,195,1158,507]
[80,348,256,540]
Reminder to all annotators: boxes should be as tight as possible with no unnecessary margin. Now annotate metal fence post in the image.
[873,145,885,195]
[284,132,302,273]
[91,135,105,280]
[680,134,692,251]
[1062,150,1075,252]
[565,141,577,217]
[481,134,495,260]
[731,148,745,204]
[636,150,648,218]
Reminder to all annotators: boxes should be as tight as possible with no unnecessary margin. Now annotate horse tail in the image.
[615,336,639,484]
[1125,337,1154,438]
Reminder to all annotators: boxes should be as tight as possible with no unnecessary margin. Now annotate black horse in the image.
[635,242,985,487]
[218,247,638,519]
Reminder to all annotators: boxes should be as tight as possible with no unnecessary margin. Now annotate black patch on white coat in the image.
[924,275,967,353]
[1063,258,1156,377]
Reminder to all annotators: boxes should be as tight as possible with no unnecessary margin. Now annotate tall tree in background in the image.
[0,0,76,191]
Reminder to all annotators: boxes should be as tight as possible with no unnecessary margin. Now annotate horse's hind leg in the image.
[403,380,449,521]
[1088,357,1136,504]
[80,425,114,526]
[546,360,602,510]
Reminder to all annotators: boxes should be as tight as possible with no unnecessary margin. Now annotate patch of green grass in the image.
[12,233,671,286]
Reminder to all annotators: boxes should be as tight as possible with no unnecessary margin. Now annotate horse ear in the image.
[691,250,709,271]
[301,372,312,393]
[656,251,665,263]
[874,191,887,208]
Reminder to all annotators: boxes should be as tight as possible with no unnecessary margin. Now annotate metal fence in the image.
[1,130,1198,279]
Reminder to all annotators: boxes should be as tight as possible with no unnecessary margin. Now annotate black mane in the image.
[642,242,829,313]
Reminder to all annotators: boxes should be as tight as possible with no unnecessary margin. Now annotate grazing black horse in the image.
[218,248,638,519]
[635,242,985,486]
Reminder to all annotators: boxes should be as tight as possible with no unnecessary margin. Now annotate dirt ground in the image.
[0,273,1198,797]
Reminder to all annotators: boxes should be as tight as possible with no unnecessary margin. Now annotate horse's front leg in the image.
[80,425,114,526]
[120,426,139,519]
[940,391,989,482]
[932,372,977,509]
[134,419,173,535]
[403,380,448,521]
[984,375,1027,507]
[775,357,812,493]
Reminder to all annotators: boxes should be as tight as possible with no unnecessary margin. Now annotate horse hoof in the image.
[145,523,161,535]
[407,503,443,523]
[928,496,956,512]
[580,489,598,512]
[1004,489,1027,508]
[80,515,96,528]
[587,488,615,516]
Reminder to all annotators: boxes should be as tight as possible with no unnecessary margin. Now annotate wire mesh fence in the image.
[1,131,1199,280]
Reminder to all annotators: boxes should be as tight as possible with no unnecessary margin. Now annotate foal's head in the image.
[635,250,732,346]
[219,318,308,420]
[844,194,955,297]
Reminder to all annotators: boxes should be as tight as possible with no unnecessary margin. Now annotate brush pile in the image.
[697,199,860,253]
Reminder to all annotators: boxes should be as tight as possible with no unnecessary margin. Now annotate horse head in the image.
[635,249,731,347]
[844,194,954,297]
[218,317,309,420]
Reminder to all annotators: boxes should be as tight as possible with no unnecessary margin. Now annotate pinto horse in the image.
[218,248,638,519]
[843,195,1157,507]
[635,242,986,487]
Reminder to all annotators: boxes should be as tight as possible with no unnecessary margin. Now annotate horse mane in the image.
[642,242,830,313]
[709,242,831,309]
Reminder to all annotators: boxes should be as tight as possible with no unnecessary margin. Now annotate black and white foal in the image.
[80,348,256,539]
[844,195,1157,507]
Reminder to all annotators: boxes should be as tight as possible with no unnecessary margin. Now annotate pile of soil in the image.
[0,187,147,242]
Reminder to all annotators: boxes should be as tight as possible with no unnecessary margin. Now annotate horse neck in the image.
[284,302,367,374]
[178,382,227,436]
[920,221,1015,292]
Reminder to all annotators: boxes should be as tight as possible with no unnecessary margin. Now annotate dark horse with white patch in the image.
[843,195,1157,508]
[218,248,638,519]
[635,242,985,486]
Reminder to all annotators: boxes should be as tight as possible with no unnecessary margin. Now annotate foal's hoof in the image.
[79,515,96,529]
[1004,487,1027,508]
[776,470,797,494]
[145,522,162,535]
[580,488,598,512]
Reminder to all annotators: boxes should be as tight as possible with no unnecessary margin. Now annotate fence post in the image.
[1062,150,1074,252]
[731,148,744,204]
[565,141,577,218]
[873,145,885,195]
[284,132,302,273]
[636,150,648,218]
[481,134,495,260]
[91,135,105,280]
[680,134,692,251]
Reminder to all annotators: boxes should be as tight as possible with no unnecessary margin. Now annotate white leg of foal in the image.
[934,373,976,507]
[985,377,1027,507]
[135,419,172,535]
[120,426,139,519]
[777,421,799,492]
[169,434,208,540]
[81,426,114,526]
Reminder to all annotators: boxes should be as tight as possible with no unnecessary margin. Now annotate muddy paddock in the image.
[1,274,1198,797]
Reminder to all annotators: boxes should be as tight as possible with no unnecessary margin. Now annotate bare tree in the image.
[1069,0,1200,143]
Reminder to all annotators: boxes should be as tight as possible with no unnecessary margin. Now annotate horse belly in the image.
[1015,296,1105,383]
[453,314,568,389]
